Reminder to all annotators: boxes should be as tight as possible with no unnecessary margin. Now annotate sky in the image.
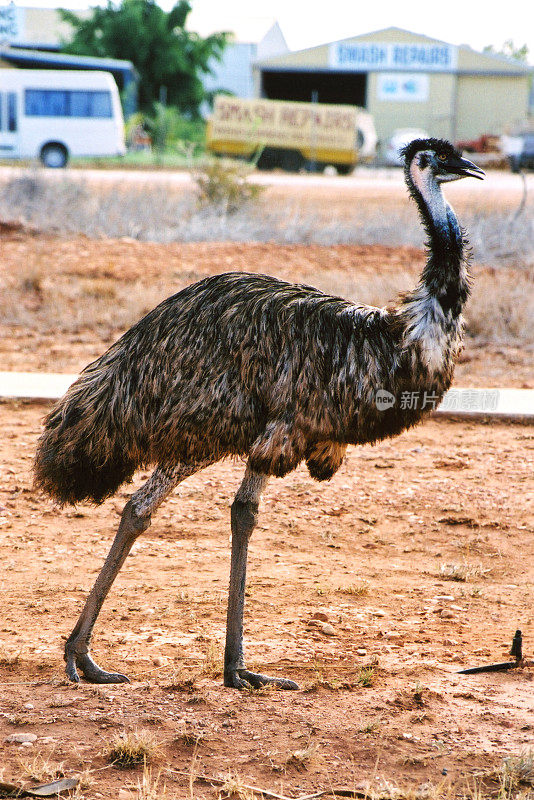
[186,0,534,60]
[20,0,534,61]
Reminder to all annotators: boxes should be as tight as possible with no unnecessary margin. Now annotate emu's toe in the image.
[65,644,130,684]
[65,653,80,684]
[76,653,130,684]
[224,668,298,691]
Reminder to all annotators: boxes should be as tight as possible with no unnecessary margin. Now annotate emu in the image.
[34,139,483,689]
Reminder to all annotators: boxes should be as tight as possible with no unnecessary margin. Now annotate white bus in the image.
[0,69,126,167]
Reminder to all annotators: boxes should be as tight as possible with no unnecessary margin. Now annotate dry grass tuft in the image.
[193,158,264,213]
[284,742,320,771]
[173,719,205,747]
[16,752,65,782]
[136,766,168,800]
[501,750,534,790]
[439,561,491,582]
[105,729,160,768]
[358,720,381,734]
[356,666,376,687]
[339,581,370,596]
[218,771,256,800]
[200,638,222,679]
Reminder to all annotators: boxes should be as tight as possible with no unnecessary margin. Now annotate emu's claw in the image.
[65,648,130,684]
[224,668,298,690]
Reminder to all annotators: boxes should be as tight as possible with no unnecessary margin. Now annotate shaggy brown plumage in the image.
[33,139,484,688]
[34,273,438,503]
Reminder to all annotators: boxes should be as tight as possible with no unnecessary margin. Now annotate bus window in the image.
[70,90,112,118]
[88,91,112,118]
[25,90,68,116]
[8,93,16,131]
[69,91,91,117]
[25,89,112,118]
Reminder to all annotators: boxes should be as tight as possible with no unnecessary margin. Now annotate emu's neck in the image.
[398,165,471,379]
[407,163,470,316]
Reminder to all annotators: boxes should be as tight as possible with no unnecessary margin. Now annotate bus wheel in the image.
[40,143,68,169]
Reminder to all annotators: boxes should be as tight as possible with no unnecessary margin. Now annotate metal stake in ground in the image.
[458,629,523,675]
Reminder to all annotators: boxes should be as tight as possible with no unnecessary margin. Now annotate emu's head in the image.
[401,138,485,187]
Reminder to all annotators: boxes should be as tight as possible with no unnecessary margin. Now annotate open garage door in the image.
[261,69,367,108]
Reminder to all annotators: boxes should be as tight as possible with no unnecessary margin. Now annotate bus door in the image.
[0,91,20,158]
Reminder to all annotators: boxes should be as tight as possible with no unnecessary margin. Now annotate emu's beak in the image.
[458,155,485,180]
[450,154,485,180]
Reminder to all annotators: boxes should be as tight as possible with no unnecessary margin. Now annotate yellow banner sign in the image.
[210,97,359,152]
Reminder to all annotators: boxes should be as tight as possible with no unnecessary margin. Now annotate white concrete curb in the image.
[0,372,532,419]
[0,372,78,400]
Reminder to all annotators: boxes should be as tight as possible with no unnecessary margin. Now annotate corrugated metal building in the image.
[256,27,533,144]
[196,19,288,100]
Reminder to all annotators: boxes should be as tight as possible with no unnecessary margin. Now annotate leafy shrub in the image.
[193,157,264,213]
[142,103,206,160]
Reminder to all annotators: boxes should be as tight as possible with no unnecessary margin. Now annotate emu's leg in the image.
[224,463,298,690]
[65,462,208,684]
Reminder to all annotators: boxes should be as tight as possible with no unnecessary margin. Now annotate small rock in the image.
[23,702,34,710]
[319,622,336,636]
[306,620,336,636]
[311,611,330,623]
[357,648,367,656]
[440,609,456,619]
[152,656,165,667]
[6,733,38,744]
[371,610,387,617]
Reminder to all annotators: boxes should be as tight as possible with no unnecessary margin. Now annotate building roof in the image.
[258,26,533,75]
[0,45,133,75]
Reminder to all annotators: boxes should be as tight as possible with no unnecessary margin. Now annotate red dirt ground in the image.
[1,231,533,799]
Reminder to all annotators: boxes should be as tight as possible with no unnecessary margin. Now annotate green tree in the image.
[59,0,228,115]
[483,40,529,63]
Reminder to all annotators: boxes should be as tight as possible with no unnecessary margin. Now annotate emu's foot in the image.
[224,668,299,690]
[65,647,130,684]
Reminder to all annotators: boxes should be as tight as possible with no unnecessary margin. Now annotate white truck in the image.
[0,69,125,167]
[206,95,377,173]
